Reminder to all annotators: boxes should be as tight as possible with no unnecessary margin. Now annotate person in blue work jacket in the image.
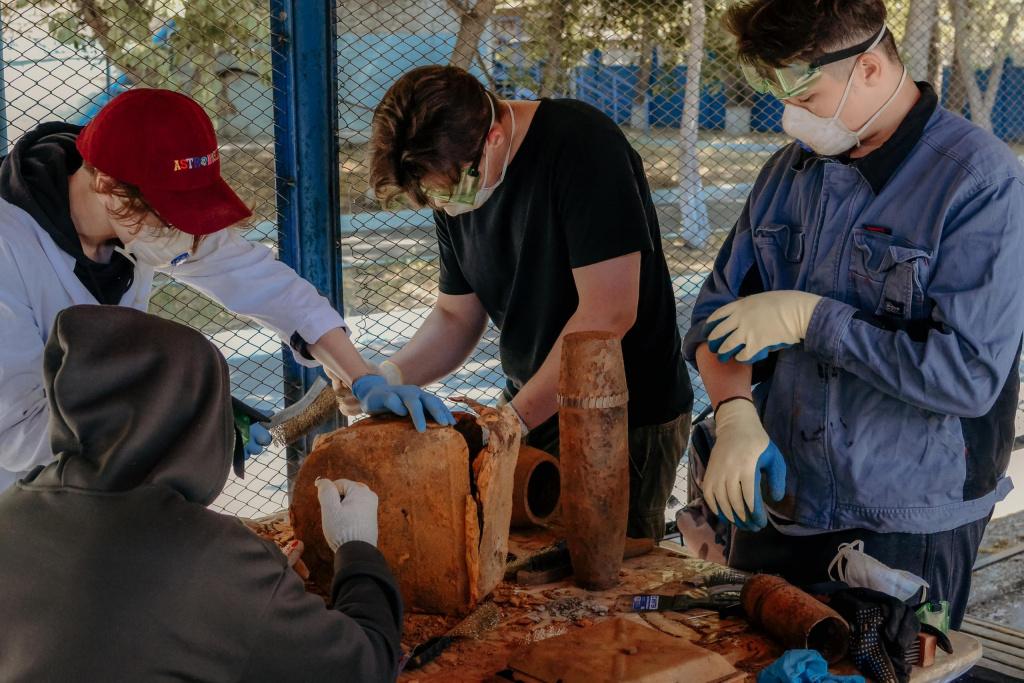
[685,0,1024,628]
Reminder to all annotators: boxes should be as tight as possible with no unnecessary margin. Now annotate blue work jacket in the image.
[685,93,1024,533]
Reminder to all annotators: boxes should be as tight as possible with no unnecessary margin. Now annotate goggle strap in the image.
[811,26,888,69]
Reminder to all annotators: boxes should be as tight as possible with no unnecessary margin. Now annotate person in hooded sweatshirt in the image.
[0,304,403,681]
[0,88,455,492]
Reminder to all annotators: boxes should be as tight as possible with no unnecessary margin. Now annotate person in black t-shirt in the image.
[367,65,694,539]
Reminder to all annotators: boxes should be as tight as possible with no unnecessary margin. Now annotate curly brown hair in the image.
[369,65,494,208]
[84,163,207,250]
[723,0,900,69]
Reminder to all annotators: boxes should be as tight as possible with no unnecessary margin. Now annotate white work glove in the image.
[703,398,787,532]
[316,478,379,550]
[705,291,823,364]
[331,360,404,417]
[500,402,530,439]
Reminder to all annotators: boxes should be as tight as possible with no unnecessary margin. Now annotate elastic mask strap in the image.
[827,539,864,582]
[854,65,908,138]
[481,101,515,192]
[829,26,888,124]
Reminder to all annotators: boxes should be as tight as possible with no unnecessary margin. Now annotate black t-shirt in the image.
[435,98,693,428]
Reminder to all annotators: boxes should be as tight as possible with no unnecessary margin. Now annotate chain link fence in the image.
[2,0,285,517]
[336,0,1024,523]
[4,1,1022,522]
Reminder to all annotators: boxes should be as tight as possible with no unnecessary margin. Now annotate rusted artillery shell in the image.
[741,574,851,664]
[558,331,630,591]
[289,409,519,615]
[511,445,561,528]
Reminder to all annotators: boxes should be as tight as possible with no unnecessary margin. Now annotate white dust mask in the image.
[828,540,929,603]
[440,101,516,217]
[120,228,194,268]
[782,29,907,156]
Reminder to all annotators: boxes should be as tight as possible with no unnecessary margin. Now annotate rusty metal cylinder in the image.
[511,445,561,528]
[558,331,630,590]
[741,574,851,664]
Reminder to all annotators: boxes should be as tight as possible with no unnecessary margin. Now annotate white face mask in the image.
[828,540,929,603]
[782,29,908,156]
[440,101,516,217]
[120,228,194,268]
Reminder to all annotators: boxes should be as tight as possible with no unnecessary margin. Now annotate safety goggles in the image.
[378,101,492,212]
[377,157,485,211]
[741,26,889,100]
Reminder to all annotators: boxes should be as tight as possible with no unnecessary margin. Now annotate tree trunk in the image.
[678,0,709,249]
[629,18,654,130]
[950,0,1021,132]
[927,10,943,89]
[448,0,498,71]
[538,0,568,98]
[904,0,939,82]
[947,38,967,114]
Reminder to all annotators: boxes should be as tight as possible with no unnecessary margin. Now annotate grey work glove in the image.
[316,478,379,550]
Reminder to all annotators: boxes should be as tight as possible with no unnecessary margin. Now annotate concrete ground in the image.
[969,455,1024,628]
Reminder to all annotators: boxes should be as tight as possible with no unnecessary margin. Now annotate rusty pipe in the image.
[511,445,561,528]
[741,574,850,664]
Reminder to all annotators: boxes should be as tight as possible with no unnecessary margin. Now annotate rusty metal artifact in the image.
[558,331,630,590]
[741,574,851,663]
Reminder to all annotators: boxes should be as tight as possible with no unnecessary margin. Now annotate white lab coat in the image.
[0,197,347,489]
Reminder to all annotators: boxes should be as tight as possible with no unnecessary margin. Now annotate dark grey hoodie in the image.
[0,305,402,681]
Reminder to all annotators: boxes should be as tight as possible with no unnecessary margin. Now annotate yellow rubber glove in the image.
[705,291,822,364]
[704,398,787,531]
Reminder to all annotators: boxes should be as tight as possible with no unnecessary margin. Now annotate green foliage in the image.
[12,0,271,118]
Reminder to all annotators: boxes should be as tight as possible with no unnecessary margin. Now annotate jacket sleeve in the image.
[804,177,1024,418]
[0,237,51,476]
[242,541,403,681]
[682,198,761,365]
[168,229,348,368]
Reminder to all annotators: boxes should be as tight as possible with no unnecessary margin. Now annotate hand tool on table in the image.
[504,537,655,586]
[614,583,744,617]
[401,601,502,671]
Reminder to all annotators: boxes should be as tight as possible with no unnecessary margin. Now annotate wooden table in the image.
[245,515,981,681]
[398,532,982,682]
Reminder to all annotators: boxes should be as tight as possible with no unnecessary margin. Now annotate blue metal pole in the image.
[270,0,342,485]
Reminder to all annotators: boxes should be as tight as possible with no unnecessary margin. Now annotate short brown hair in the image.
[369,65,493,207]
[724,0,900,69]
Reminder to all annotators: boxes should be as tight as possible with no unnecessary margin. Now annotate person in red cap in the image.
[0,88,453,491]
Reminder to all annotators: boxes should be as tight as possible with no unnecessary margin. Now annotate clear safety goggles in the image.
[741,25,889,100]
[741,62,822,100]
[377,164,483,211]
[378,92,494,212]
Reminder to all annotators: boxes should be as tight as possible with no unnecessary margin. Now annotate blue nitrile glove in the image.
[758,650,865,683]
[704,398,787,532]
[351,374,456,433]
[245,422,272,458]
[705,291,823,364]
[232,398,272,460]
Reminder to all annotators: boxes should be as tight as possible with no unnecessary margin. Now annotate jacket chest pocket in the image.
[753,224,805,289]
[848,229,931,319]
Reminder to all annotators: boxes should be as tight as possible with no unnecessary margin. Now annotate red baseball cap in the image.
[76,88,252,235]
